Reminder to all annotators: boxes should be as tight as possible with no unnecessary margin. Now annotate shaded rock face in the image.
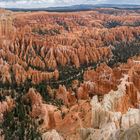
[111,124,140,140]
[0,96,14,121]
[79,124,140,140]
[79,123,117,140]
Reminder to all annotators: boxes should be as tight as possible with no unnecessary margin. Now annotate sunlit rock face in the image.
[83,63,121,95]
[56,85,77,106]
[42,129,64,140]
[91,75,129,128]
[26,88,60,130]
[79,72,140,140]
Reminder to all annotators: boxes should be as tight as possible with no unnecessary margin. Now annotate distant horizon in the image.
[0,0,140,9]
[1,3,140,10]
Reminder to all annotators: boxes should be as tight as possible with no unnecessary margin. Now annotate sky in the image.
[0,0,140,8]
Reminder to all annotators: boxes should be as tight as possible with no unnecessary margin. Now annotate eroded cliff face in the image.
[22,57,140,140]
[78,58,140,140]
[43,57,140,140]
[0,8,140,140]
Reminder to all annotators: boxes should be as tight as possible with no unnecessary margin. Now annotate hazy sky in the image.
[0,0,140,8]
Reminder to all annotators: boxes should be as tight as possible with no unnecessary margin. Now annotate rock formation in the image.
[0,8,140,140]
[42,129,64,140]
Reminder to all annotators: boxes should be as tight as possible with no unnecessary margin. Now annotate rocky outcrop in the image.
[0,63,12,84]
[0,12,14,38]
[79,123,117,140]
[27,68,59,84]
[83,64,122,95]
[111,124,140,140]
[42,129,64,140]
[56,85,77,106]
[91,75,129,128]
[78,73,140,140]
[55,100,91,139]
[0,96,14,121]
[26,88,59,130]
